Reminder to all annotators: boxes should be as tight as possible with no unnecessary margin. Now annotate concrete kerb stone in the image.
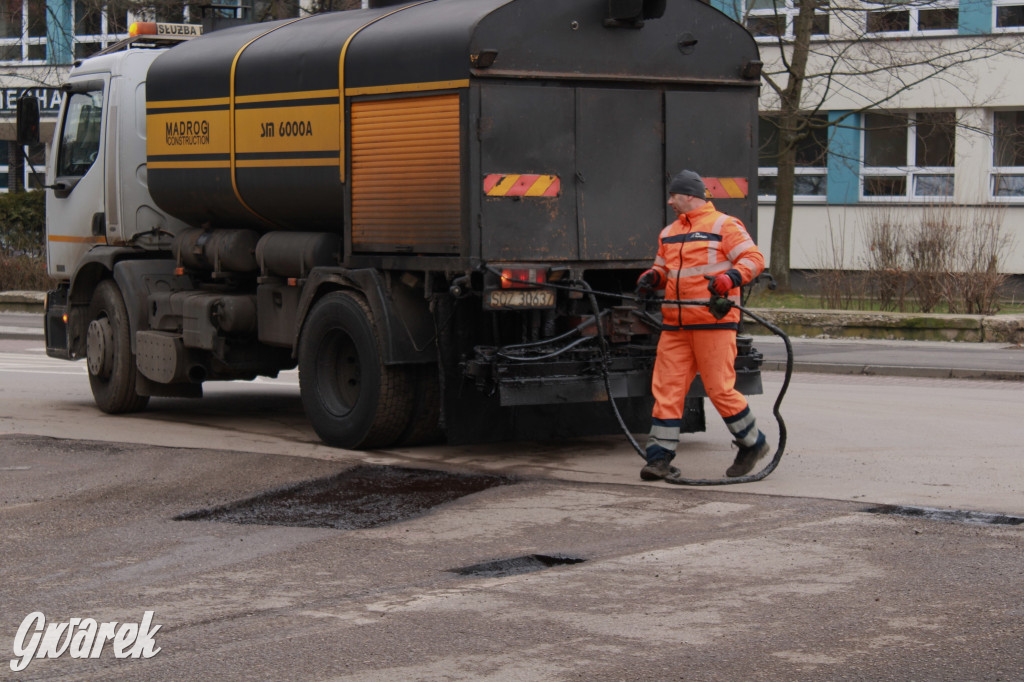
[982,314,1024,345]
[747,308,1024,344]
[759,359,1024,381]
[0,291,45,313]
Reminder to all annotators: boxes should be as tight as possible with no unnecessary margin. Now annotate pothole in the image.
[449,555,586,579]
[174,464,515,529]
[864,504,1024,526]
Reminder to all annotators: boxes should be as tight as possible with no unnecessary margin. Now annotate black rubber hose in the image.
[497,335,594,362]
[576,281,646,451]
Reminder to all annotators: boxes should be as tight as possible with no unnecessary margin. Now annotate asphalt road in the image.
[2,435,1022,681]
[2,315,1022,514]
[0,312,42,339]
[754,334,1024,381]
[2,313,1023,679]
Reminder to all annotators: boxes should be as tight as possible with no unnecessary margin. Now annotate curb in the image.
[747,308,1024,344]
[761,360,1024,382]
[0,291,45,314]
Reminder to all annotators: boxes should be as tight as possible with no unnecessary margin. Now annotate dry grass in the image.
[0,254,55,291]
[805,204,1013,316]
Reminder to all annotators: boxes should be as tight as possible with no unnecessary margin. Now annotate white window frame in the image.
[0,139,9,193]
[0,141,45,193]
[990,110,1024,201]
[746,0,831,42]
[990,170,1024,199]
[0,0,47,66]
[73,2,129,59]
[860,112,956,202]
[758,114,829,203]
[0,1,133,66]
[757,168,828,203]
[864,0,960,36]
[994,0,1024,31]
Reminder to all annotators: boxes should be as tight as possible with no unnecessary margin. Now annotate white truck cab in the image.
[46,47,187,280]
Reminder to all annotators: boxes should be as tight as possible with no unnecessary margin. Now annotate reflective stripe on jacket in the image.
[649,201,765,329]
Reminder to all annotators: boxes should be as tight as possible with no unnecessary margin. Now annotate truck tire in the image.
[299,291,414,449]
[86,279,150,413]
[394,363,443,446]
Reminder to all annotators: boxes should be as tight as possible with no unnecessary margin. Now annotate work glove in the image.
[708,269,742,296]
[635,269,661,294]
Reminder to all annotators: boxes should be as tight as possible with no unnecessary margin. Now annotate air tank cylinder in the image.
[173,228,260,274]
[255,232,341,278]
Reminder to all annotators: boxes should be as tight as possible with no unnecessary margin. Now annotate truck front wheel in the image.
[86,279,149,413]
[299,291,414,449]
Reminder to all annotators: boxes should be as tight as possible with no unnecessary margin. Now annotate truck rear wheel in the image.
[394,363,443,446]
[86,279,149,413]
[299,291,414,449]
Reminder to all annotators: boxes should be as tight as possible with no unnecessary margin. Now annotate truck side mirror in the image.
[16,94,40,147]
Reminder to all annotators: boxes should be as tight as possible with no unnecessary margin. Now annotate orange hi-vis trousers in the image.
[645,329,762,462]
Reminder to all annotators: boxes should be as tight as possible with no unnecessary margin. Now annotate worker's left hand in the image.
[708,269,742,296]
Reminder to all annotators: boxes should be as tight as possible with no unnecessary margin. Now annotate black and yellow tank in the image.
[145,0,760,261]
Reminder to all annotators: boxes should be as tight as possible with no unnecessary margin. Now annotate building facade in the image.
[712,0,1024,277]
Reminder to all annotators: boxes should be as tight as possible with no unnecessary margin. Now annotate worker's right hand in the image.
[635,269,661,294]
[708,273,735,296]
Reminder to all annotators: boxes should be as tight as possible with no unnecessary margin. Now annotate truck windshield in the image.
[56,89,103,178]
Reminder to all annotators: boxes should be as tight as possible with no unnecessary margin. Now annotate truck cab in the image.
[32,36,191,364]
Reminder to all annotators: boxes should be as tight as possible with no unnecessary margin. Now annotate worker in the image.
[635,170,770,481]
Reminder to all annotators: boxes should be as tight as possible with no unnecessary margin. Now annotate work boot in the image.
[726,438,771,477]
[640,458,681,481]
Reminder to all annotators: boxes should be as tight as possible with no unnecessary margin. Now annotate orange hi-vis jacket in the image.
[648,201,765,330]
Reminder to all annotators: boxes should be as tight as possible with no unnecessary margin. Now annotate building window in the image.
[758,115,828,201]
[992,111,1024,197]
[866,0,959,34]
[862,112,955,200]
[0,141,44,193]
[0,140,9,192]
[995,0,1024,29]
[746,0,830,40]
[74,1,130,59]
[0,1,131,64]
[253,0,301,21]
[0,0,47,64]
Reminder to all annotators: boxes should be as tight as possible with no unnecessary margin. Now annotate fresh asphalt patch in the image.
[175,464,516,530]
[863,503,1024,526]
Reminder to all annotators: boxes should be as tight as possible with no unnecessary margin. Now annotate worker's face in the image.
[667,193,704,216]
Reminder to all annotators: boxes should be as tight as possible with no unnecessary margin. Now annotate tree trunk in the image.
[770,145,797,291]
[766,0,818,292]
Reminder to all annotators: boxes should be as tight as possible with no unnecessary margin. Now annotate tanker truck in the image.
[19,0,765,448]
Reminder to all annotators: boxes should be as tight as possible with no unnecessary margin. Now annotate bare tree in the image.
[745,0,1024,290]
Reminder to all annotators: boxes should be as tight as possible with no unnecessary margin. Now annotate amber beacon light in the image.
[129,22,203,38]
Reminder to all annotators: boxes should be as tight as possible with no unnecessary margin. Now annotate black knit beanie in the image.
[668,170,706,198]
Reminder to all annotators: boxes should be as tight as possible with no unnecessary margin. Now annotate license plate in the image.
[487,289,556,309]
